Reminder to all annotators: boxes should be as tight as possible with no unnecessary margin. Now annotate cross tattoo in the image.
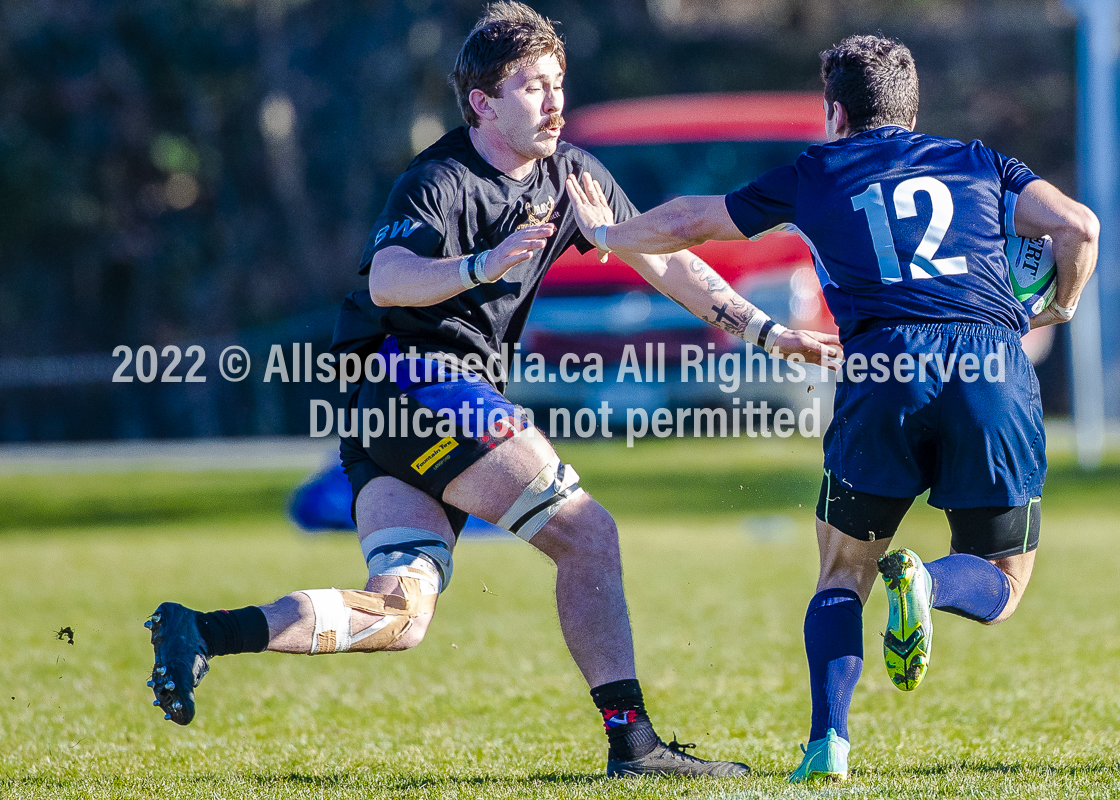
[710,304,735,325]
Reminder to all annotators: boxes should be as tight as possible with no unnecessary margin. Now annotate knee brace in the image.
[302,527,452,655]
[360,526,453,590]
[497,456,584,541]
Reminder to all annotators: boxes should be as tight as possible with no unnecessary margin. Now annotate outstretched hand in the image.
[771,329,844,369]
[483,223,557,280]
[565,172,615,263]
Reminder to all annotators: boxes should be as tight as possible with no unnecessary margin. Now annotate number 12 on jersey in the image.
[851,176,968,284]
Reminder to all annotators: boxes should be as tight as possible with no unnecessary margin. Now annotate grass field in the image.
[1,436,1119,798]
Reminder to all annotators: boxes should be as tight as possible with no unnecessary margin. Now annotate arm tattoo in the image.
[706,302,750,336]
[689,256,760,337]
[688,256,729,295]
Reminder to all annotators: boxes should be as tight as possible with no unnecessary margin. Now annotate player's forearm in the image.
[1048,206,1099,310]
[367,248,471,307]
[1013,180,1100,314]
[624,250,783,346]
[603,197,731,254]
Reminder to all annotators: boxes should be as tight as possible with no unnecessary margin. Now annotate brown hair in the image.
[820,35,919,133]
[449,2,566,127]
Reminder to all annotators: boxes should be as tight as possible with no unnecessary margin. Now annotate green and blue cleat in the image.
[877,548,934,691]
[789,728,849,782]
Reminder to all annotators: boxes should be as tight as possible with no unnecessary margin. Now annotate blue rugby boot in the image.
[789,728,849,782]
[877,548,934,691]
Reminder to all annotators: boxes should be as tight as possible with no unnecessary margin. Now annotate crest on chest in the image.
[516,196,556,230]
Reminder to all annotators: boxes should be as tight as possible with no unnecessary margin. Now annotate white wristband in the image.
[1051,301,1076,320]
[593,224,612,253]
[459,256,477,290]
[743,312,768,348]
[473,250,493,284]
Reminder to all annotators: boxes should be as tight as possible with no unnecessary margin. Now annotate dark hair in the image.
[449,2,566,127]
[820,34,919,133]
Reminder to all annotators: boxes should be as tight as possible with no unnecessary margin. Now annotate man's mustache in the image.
[539,114,565,132]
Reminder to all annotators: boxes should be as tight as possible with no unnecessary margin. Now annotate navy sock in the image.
[926,554,1011,622]
[804,588,863,742]
[590,679,660,760]
[196,606,270,656]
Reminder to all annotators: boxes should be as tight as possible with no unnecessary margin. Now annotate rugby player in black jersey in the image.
[144,2,840,777]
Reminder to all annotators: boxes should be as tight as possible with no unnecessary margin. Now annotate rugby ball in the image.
[1005,234,1057,317]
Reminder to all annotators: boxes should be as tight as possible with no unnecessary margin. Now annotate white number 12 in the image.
[851,176,967,284]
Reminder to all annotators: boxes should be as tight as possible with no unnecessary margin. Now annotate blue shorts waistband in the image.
[861,322,1022,345]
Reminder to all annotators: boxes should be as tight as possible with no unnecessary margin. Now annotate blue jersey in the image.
[725,126,1039,342]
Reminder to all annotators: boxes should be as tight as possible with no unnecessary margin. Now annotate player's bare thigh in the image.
[442,425,613,557]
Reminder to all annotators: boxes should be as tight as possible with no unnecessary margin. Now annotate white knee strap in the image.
[498,457,584,541]
[360,526,453,592]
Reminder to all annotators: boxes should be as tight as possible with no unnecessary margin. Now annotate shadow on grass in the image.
[902,760,1119,777]
[244,770,758,790]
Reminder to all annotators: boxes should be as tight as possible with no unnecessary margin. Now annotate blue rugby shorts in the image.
[823,323,1046,509]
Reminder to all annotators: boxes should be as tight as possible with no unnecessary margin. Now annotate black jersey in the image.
[331,127,638,383]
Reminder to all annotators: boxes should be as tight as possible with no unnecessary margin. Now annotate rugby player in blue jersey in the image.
[566,34,1099,782]
[143,2,842,778]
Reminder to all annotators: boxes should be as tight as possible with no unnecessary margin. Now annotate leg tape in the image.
[360,526,453,590]
[302,582,437,654]
[497,457,584,541]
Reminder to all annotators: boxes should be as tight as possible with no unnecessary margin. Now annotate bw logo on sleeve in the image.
[373,218,424,248]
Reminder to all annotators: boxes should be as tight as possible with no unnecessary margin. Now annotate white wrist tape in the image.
[459,256,477,290]
[472,250,493,284]
[593,224,612,253]
[1051,301,1076,320]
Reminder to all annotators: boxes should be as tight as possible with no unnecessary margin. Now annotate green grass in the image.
[1,437,1119,798]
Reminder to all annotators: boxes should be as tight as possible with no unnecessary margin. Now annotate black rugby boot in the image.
[606,737,751,778]
[145,602,210,725]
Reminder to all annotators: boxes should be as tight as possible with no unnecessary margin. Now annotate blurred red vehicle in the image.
[511,92,834,415]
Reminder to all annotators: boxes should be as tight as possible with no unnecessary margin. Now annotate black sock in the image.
[590,679,660,760]
[195,606,270,656]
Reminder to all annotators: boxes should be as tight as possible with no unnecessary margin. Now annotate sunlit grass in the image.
[1,437,1118,798]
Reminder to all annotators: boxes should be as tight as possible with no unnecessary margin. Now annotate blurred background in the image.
[0,0,1116,446]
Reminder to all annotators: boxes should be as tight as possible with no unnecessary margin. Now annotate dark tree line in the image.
[0,0,1076,438]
